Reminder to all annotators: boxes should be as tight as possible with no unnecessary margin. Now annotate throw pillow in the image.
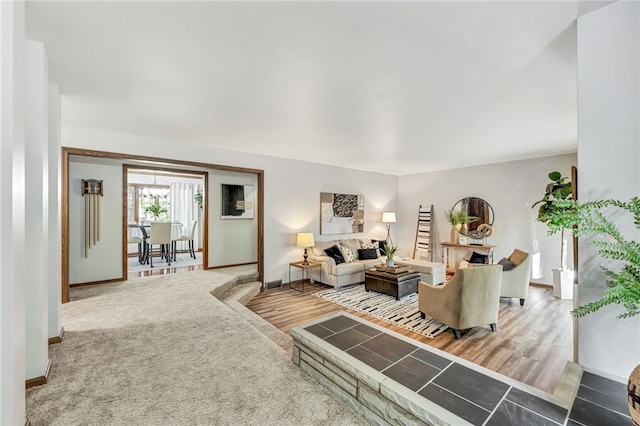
[498,257,516,271]
[372,239,386,256]
[324,245,345,265]
[339,239,361,257]
[312,240,334,256]
[361,242,381,258]
[339,245,356,263]
[469,251,488,264]
[358,248,379,260]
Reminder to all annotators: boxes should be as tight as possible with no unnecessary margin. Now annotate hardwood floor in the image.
[246,282,574,394]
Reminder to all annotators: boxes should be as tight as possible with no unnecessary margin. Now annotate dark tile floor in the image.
[568,371,631,425]
[305,314,590,426]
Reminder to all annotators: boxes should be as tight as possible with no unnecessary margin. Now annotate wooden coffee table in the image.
[364,268,420,300]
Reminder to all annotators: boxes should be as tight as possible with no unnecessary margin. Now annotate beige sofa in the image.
[308,238,447,290]
[308,238,384,289]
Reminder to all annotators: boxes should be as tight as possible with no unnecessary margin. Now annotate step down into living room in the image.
[291,312,631,426]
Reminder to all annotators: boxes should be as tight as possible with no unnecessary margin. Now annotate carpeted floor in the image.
[26,270,367,426]
[313,284,449,338]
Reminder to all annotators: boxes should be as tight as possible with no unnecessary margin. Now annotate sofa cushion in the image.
[339,245,356,263]
[312,240,336,256]
[361,242,381,258]
[509,249,529,267]
[373,240,387,256]
[358,248,378,260]
[469,251,488,264]
[339,239,361,256]
[331,261,364,276]
[498,257,516,271]
[356,258,382,270]
[324,245,345,265]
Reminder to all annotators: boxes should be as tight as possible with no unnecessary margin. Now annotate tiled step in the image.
[292,312,574,426]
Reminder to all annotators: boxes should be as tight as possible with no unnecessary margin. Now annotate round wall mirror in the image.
[451,197,494,237]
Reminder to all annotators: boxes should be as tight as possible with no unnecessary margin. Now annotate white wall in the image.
[68,159,123,284]
[48,83,61,339]
[25,39,49,380]
[62,125,399,284]
[208,170,258,267]
[0,1,26,423]
[577,1,640,381]
[398,154,577,283]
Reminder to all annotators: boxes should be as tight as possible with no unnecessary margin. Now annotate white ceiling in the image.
[26,1,609,175]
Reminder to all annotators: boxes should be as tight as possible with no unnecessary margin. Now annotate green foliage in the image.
[384,243,398,260]
[544,197,640,319]
[194,190,203,209]
[145,203,168,218]
[532,171,573,226]
[444,209,478,226]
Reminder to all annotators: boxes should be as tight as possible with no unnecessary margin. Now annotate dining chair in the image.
[127,225,145,264]
[147,222,172,267]
[173,220,198,260]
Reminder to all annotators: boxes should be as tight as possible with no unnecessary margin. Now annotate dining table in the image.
[128,222,184,264]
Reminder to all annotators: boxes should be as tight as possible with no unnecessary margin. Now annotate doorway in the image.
[61,147,264,303]
[125,166,206,277]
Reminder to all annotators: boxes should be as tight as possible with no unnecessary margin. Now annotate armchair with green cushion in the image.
[499,249,532,306]
[418,265,503,339]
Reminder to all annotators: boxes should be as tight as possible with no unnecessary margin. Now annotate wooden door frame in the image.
[123,164,209,280]
[61,147,264,303]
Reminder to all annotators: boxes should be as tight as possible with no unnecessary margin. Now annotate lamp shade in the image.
[381,212,396,223]
[296,232,315,248]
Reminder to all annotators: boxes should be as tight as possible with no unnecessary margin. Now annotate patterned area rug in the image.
[313,284,449,338]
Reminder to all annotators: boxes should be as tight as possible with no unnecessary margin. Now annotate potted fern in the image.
[545,197,640,424]
[545,197,640,319]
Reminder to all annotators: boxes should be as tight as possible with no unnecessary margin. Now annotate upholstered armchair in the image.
[499,249,532,306]
[418,265,503,339]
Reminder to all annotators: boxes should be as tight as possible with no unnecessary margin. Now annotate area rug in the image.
[313,284,449,338]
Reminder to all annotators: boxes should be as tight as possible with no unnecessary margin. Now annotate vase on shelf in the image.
[450,226,458,243]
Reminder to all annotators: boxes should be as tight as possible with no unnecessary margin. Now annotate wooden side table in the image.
[440,242,495,273]
[289,261,321,292]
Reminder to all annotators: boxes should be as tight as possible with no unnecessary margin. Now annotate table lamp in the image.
[296,233,315,265]
[381,211,396,246]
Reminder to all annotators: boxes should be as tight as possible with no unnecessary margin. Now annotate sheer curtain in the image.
[170,182,201,251]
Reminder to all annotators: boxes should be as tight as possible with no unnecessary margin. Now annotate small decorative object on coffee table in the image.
[365,267,420,300]
[373,263,410,274]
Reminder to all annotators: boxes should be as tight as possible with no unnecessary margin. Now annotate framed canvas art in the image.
[320,192,364,235]
[221,184,255,219]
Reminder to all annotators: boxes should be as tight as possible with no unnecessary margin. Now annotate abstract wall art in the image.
[221,184,255,219]
[320,192,364,235]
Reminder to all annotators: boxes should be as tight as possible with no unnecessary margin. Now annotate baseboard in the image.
[25,359,51,389]
[48,327,65,345]
[70,276,125,287]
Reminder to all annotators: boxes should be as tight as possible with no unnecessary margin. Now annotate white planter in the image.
[552,268,574,299]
